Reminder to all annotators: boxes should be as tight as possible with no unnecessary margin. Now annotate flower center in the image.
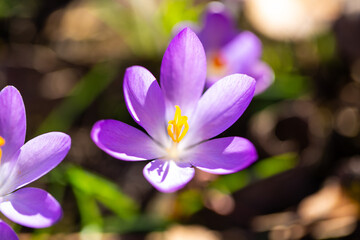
[208,52,228,77]
[166,142,180,160]
[0,136,5,163]
[213,54,226,68]
[167,105,189,143]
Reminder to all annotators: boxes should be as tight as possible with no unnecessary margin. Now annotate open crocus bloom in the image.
[91,28,257,193]
[0,86,71,240]
[197,2,274,95]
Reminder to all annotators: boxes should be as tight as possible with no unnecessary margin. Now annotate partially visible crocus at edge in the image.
[91,28,257,193]
[0,86,71,240]
[196,2,274,95]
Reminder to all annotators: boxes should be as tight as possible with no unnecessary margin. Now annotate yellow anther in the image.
[167,105,189,143]
[0,136,5,162]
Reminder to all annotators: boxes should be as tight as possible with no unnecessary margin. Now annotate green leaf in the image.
[66,166,139,221]
[253,152,298,179]
[73,188,103,229]
[210,171,250,194]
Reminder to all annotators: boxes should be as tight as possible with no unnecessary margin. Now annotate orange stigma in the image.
[167,106,189,143]
[213,53,226,68]
[208,52,228,77]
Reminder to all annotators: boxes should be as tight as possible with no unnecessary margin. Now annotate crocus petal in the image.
[91,120,163,161]
[249,61,275,95]
[5,132,71,193]
[160,28,206,116]
[0,188,61,228]
[143,159,195,193]
[0,86,26,163]
[188,137,257,174]
[186,74,255,145]
[124,66,167,143]
[205,32,263,87]
[0,220,18,240]
[197,2,237,50]
[222,31,262,74]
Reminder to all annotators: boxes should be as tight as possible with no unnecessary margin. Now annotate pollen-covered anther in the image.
[167,105,189,143]
[0,136,5,161]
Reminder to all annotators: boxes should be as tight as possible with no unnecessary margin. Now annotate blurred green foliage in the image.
[176,189,203,216]
[253,152,298,179]
[0,0,37,17]
[211,171,250,194]
[160,0,202,34]
[315,32,336,62]
[67,166,139,222]
[37,63,117,134]
[89,0,202,57]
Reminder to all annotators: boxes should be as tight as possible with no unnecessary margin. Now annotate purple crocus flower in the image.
[196,2,274,95]
[0,86,71,240]
[91,28,257,193]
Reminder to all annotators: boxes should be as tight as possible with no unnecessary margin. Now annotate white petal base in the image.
[143,159,195,193]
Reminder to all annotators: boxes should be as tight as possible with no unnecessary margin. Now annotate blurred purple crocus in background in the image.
[91,28,257,193]
[196,2,274,95]
[0,86,71,240]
